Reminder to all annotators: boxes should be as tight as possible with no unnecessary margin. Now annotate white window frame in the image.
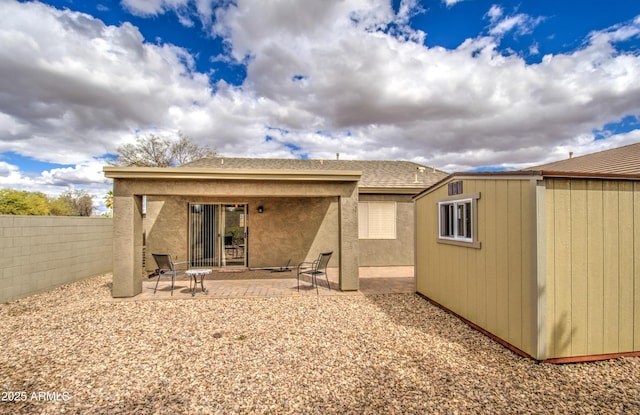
[437,193,480,248]
[359,201,396,240]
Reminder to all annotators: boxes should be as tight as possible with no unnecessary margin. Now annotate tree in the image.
[56,189,94,216]
[0,188,94,216]
[112,132,217,167]
[103,190,113,217]
[49,197,73,216]
[0,189,50,215]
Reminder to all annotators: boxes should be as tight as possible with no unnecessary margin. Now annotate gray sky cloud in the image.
[0,1,213,164]
[209,0,640,170]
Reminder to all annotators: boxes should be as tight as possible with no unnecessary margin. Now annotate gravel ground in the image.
[1,274,639,414]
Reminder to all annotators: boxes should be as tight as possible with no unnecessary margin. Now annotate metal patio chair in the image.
[152,253,187,296]
[297,251,333,294]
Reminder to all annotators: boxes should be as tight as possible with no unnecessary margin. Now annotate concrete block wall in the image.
[0,216,113,303]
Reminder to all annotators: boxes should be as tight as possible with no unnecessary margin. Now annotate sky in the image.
[0,0,639,213]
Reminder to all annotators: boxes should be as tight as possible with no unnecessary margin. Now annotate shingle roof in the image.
[184,158,448,189]
[523,142,640,177]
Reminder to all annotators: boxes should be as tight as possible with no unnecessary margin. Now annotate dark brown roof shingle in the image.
[524,142,640,177]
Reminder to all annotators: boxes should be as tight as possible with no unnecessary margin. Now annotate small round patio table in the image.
[185,269,212,296]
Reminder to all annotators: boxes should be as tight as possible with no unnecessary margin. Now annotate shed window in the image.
[359,202,396,239]
[438,196,477,246]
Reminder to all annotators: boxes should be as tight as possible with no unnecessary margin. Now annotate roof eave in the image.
[538,171,640,180]
[359,186,428,195]
[413,169,640,201]
[103,167,362,182]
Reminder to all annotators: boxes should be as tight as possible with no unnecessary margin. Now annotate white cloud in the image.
[121,0,189,17]
[485,6,544,37]
[122,0,196,27]
[0,157,112,213]
[0,0,213,163]
[0,0,638,194]
[486,5,503,23]
[40,159,111,186]
[207,0,640,169]
[529,41,540,55]
[443,0,464,7]
[0,161,25,184]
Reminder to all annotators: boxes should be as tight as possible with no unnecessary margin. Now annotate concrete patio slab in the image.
[132,266,415,300]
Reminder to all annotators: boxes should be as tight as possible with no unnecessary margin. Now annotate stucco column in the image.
[339,183,359,290]
[112,192,143,297]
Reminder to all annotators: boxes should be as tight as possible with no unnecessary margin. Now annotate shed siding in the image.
[587,180,604,355]
[570,180,588,356]
[417,175,640,361]
[545,178,640,358]
[495,180,509,341]
[603,181,620,354]
[484,180,498,335]
[415,178,536,356]
[522,180,536,354]
[475,180,488,329]
[508,180,523,347]
[619,181,635,352]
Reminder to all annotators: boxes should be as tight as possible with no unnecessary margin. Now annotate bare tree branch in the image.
[112,132,218,167]
[172,132,217,166]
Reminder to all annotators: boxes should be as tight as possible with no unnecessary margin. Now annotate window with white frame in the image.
[438,198,474,243]
[359,201,396,239]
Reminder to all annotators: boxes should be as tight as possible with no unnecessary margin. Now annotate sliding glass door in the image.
[221,204,247,266]
[189,204,247,267]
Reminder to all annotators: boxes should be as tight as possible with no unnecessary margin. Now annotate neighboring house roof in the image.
[184,158,448,193]
[523,141,640,178]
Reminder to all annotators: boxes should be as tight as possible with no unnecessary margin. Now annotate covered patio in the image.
[104,166,363,298]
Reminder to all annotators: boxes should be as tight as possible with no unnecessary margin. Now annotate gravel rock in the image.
[1,274,639,414]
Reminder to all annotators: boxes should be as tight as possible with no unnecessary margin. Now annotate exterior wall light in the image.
[257,206,264,213]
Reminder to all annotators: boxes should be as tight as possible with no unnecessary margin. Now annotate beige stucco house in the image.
[104,158,446,298]
[414,142,640,362]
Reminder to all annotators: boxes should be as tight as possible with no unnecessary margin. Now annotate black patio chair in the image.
[152,253,187,296]
[297,251,333,294]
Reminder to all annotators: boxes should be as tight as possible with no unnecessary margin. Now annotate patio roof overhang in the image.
[103,167,362,182]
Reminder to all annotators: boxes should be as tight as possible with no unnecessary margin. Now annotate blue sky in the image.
[0,0,639,211]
